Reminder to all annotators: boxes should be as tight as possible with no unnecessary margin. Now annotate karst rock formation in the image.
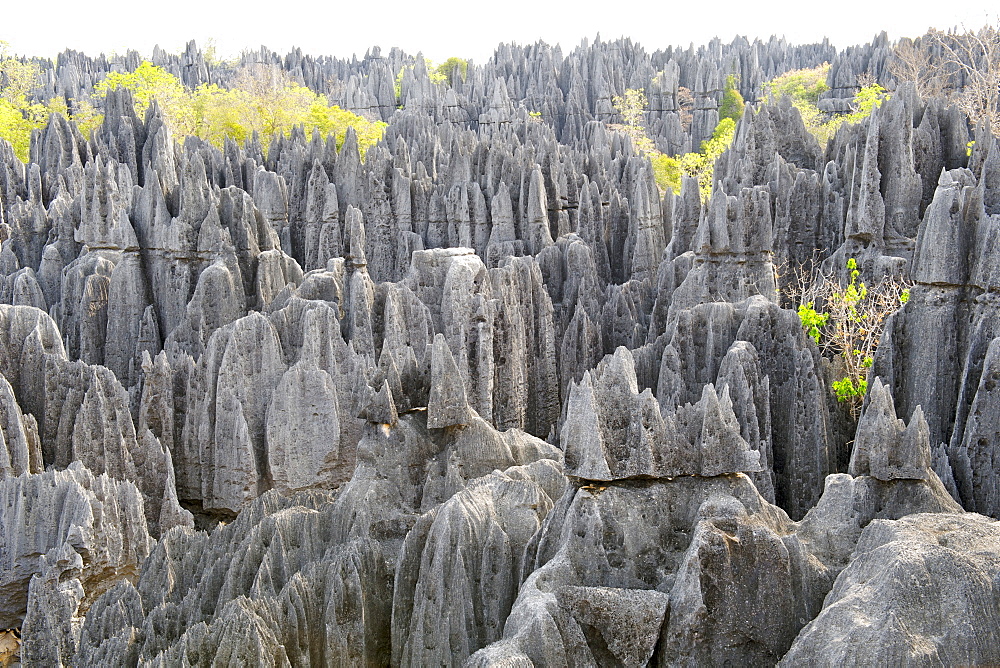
[1,30,1000,666]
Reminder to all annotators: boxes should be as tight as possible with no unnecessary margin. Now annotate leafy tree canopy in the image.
[0,41,48,160]
[612,86,737,200]
[0,58,387,162]
[762,64,889,147]
[434,57,468,85]
[764,64,831,107]
[718,74,745,123]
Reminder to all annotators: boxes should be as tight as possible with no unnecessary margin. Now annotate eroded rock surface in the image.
[1,30,998,667]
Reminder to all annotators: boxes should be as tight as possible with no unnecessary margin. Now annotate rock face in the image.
[782,512,1000,666]
[0,463,152,630]
[563,346,761,480]
[1,30,999,666]
[849,378,932,481]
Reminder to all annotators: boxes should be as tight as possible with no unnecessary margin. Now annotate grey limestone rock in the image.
[952,337,1000,516]
[43,355,190,536]
[0,462,152,629]
[427,333,474,429]
[6,31,1000,667]
[79,389,563,665]
[0,372,42,478]
[0,305,188,536]
[19,544,85,667]
[489,256,560,437]
[554,585,669,667]
[359,378,399,426]
[392,465,562,666]
[665,186,777,321]
[877,162,1000,505]
[659,494,825,666]
[716,340,775,501]
[181,311,287,512]
[265,361,343,495]
[653,297,833,518]
[469,474,792,665]
[563,346,760,481]
[782,512,1000,665]
[849,378,932,481]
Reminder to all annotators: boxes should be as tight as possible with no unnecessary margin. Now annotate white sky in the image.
[3,0,997,65]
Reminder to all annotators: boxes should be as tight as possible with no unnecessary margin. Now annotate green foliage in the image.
[307,97,388,152]
[0,51,386,162]
[434,57,468,85]
[718,74,745,122]
[765,64,831,107]
[0,42,41,106]
[0,41,46,161]
[765,64,836,145]
[189,83,251,145]
[848,83,888,121]
[94,61,189,123]
[832,376,868,403]
[611,86,736,199]
[701,117,736,153]
[0,100,36,161]
[762,64,889,148]
[395,67,405,101]
[797,302,829,344]
[94,62,386,157]
[611,88,655,153]
[650,152,682,194]
[613,88,647,129]
[426,59,448,85]
[675,117,737,199]
[791,257,911,419]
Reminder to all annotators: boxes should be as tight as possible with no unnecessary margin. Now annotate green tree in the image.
[306,97,387,154]
[94,61,190,128]
[0,42,46,161]
[648,118,737,199]
[718,74,745,122]
[764,64,831,107]
[435,57,468,84]
[791,258,911,419]
[39,96,103,139]
[95,61,387,157]
[613,86,737,199]
[763,64,888,147]
[843,82,889,123]
[189,83,251,145]
[2,56,389,164]
[650,152,683,194]
[611,88,655,153]
[0,101,36,160]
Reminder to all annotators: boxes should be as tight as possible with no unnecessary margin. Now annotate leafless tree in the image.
[888,36,946,99]
[929,24,1000,133]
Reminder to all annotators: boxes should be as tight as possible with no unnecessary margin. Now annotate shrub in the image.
[718,74,745,122]
[762,64,889,148]
[789,258,911,418]
[611,87,736,199]
[764,64,831,107]
[611,88,655,153]
[0,42,46,161]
